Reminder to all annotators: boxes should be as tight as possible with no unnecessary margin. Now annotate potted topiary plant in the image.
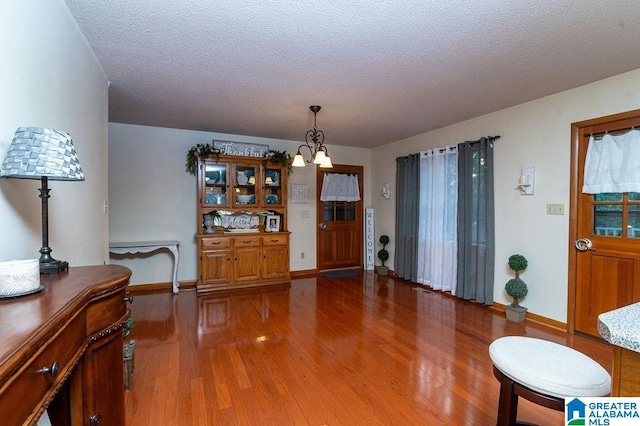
[505,253,529,322]
[377,235,390,276]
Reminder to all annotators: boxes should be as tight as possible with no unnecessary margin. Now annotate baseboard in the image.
[394,276,568,331]
[490,301,567,331]
[290,269,318,278]
[127,280,196,295]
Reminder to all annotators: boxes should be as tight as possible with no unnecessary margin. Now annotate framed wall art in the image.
[290,183,309,204]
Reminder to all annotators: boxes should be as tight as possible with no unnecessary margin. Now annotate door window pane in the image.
[347,203,356,221]
[594,193,623,202]
[628,205,640,238]
[324,204,334,222]
[593,204,623,237]
[629,192,640,201]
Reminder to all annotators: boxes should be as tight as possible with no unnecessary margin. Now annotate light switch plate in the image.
[546,203,565,215]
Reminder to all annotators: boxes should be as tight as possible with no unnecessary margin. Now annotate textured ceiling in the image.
[63,0,640,149]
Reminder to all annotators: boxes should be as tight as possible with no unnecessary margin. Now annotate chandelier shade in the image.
[293,105,333,168]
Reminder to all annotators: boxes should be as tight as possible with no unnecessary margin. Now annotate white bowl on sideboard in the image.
[0,259,41,298]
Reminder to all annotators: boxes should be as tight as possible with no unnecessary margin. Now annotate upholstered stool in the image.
[489,336,611,426]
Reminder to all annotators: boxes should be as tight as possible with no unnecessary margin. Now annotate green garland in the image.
[263,149,293,175]
[186,145,293,176]
[185,143,221,175]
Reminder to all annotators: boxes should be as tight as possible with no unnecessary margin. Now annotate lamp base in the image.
[40,259,68,274]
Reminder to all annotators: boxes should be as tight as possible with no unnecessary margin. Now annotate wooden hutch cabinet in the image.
[196,155,290,293]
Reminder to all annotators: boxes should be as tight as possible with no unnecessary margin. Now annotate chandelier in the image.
[292,105,333,168]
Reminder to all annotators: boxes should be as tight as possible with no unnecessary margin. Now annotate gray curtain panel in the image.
[395,154,420,281]
[456,138,495,305]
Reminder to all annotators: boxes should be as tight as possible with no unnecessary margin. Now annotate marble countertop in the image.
[598,302,640,353]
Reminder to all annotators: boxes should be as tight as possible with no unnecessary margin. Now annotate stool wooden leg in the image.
[494,366,519,426]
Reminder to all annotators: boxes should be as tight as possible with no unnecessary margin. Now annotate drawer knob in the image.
[38,361,59,377]
[123,294,133,303]
[89,414,102,425]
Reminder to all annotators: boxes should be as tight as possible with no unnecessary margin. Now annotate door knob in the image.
[319,223,327,230]
[575,238,595,251]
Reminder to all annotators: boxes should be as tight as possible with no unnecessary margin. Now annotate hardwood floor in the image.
[125,272,612,425]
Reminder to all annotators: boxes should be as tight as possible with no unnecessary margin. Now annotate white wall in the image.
[0,0,109,266]
[108,123,371,285]
[372,68,640,323]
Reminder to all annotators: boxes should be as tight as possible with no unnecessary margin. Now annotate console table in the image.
[0,265,131,425]
[109,240,180,293]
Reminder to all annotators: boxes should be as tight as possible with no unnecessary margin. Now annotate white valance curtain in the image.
[320,173,361,202]
[583,129,640,194]
[416,146,458,293]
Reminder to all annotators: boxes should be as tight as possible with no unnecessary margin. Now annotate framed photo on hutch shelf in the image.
[266,215,280,232]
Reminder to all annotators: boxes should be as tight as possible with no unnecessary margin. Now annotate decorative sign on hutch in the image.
[213,140,269,157]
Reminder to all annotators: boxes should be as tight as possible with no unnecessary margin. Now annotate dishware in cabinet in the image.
[264,166,284,207]
[233,163,259,207]
[202,161,230,207]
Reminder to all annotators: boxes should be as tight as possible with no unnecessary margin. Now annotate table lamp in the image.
[0,127,84,273]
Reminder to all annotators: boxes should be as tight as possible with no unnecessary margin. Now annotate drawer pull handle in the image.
[38,361,59,378]
[89,414,102,425]
[123,294,133,303]
[211,242,221,245]
[270,239,279,242]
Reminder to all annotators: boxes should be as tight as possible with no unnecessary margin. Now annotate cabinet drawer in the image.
[0,312,85,425]
[202,237,232,249]
[262,234,288,246]
[234,236,260,247]
[86,287,127,335]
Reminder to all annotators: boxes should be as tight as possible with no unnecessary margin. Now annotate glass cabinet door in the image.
[203,162,229,207]
[234,164,258,207]
[263,167,283,207]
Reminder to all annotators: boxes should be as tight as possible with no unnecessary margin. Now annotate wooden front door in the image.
[570,110,640,337]
[317,165,364,271]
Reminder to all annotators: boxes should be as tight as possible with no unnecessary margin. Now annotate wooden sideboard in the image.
[0,265,132,426]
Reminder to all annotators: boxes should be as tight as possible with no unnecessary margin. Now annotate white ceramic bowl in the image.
[0,259,41,297]
[236,194,255,204]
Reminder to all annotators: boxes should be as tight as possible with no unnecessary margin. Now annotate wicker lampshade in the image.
[0,127,84,180]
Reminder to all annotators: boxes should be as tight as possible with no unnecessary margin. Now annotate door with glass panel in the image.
[316,165,363,270]
[571,111,640,337]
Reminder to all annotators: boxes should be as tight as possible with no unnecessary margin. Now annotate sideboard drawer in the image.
[262,234,288,246]
[202,237,232,250]
[234,236,260,247]
[0,312,85,425]
[86,287,127,335]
